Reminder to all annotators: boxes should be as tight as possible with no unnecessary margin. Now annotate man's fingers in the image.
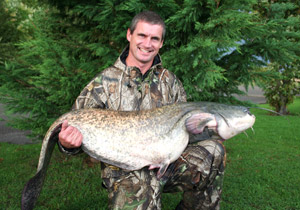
[58,123,83,148]
[61,120,68,131]
[70,130,83,147]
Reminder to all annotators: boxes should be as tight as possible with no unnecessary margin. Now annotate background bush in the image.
[0,0,299,139]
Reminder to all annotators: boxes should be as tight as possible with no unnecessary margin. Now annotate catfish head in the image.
[185,103,256,141]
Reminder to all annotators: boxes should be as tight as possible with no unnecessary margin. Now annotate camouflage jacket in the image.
[58,46,187,153]
[57,48,225,210]
[72,46,186,111]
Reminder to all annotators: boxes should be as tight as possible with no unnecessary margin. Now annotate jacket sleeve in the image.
[168,70,187,103]
[58,73,107,154]
[173,76,187,103]
[72,73,107,110]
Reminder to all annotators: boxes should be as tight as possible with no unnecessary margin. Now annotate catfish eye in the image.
[244,108,253,116]
[239,106,252,116]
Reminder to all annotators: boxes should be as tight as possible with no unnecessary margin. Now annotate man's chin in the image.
[137,56,154,64]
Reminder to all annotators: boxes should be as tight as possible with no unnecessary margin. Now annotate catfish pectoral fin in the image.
[185,113,216,134]
[21,124,61,210]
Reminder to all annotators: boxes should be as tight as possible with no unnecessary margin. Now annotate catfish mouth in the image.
[215,113,256,140]
[185,107,255,142]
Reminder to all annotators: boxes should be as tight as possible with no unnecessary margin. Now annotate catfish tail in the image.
[21,124,62,210]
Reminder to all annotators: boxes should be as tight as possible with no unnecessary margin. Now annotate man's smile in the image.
[138,47,153,54]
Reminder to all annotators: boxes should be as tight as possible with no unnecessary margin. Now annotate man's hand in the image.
[58,120,83,148]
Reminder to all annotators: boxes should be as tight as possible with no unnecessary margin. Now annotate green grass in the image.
[221,99,300,210]
[1,98,300,209]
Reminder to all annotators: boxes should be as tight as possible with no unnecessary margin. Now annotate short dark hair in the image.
[129,11,166,40]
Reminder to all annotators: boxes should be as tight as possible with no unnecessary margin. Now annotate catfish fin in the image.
[156,162,170,179]
[185,113,216,134]
[21,124,62,210]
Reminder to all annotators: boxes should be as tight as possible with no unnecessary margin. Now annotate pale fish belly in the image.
[76,121,190,171]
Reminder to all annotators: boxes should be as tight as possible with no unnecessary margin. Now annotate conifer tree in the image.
[0,0,30,65]
[0,8,101,138]
[253,0,300,114]
[1,0,299,138]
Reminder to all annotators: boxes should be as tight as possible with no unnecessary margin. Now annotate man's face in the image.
[127,21,164,66]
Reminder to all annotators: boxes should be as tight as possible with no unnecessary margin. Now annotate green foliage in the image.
[163,0,259,101]
[262,62,300,114]
[1,0,300,139]
[0,9,102,139]
[0,0,30,65]
[254,1,300,115]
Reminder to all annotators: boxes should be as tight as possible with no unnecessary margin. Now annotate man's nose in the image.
[143,37,151,47]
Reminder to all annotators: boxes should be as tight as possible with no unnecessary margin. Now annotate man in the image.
[58,11,225,210]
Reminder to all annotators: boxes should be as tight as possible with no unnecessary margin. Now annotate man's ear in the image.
[159,39,164,49]
[126,28,132,42]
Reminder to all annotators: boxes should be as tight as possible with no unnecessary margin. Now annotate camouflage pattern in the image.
[72,47,186,111]
[164,140,226,210]
[101,140,225,210]
[59,46,226,209]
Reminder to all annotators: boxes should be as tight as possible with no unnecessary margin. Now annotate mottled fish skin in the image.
[22,102,255,210]
[43,104,191,174]
[37,102,255,176]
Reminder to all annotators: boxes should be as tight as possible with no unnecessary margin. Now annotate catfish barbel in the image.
[21,102,255,210]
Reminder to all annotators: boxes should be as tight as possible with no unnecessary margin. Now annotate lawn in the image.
[1,98,300,209]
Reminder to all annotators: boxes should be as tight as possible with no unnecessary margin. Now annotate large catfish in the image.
[21,102,255,210]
